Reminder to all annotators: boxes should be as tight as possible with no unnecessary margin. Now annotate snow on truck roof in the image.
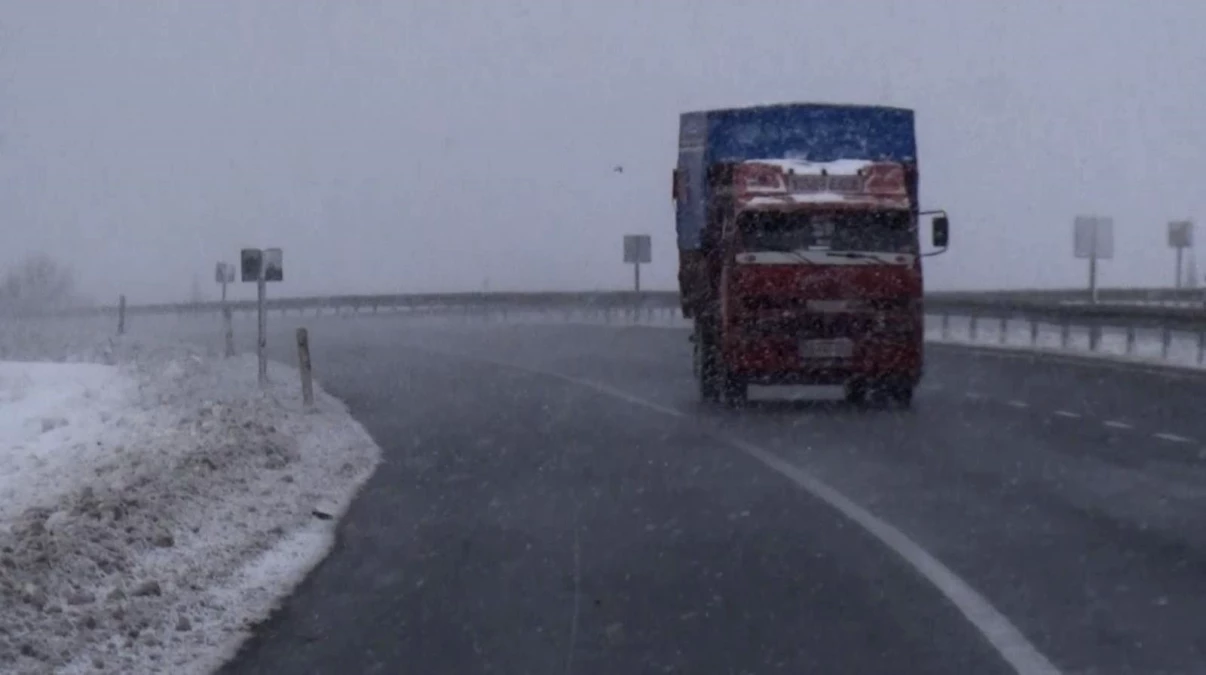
[683,102,914,117]
[742,158,875,175]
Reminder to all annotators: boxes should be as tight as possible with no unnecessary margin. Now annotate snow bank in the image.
[0,362,146,523]
[0,344,381,674]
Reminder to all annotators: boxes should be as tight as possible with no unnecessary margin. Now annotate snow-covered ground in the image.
[0,339,381,674]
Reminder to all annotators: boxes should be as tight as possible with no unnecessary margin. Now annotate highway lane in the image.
[216,316,1206,674]
[214,317,1014,675]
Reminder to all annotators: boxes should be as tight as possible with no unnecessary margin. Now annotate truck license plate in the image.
[799,338,853,359]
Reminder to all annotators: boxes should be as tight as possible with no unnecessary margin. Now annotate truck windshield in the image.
[737,210,916,253]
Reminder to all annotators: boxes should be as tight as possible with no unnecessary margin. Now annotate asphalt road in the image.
[215,316,1206,675]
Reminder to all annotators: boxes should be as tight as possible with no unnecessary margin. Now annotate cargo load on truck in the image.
[671,102,949,406]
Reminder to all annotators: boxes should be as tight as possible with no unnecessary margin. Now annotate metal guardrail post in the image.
[1029,320,1039,346]
[1198,332,1205,365]
[999,316,1007,344]
[1162,328,1172,359]
[941,314,950,340]
[1089,325,1101,352]
[1126,326,1136,355]
[969,316,978,341]
[1060,322,1070,349]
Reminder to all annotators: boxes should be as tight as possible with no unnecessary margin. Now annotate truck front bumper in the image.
[725,336,922,386]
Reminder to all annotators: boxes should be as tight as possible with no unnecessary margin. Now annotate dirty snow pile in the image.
[0,344,381,674]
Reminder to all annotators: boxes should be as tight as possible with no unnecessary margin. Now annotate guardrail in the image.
[924,305,1206,368]
[10,286,1206,321]
[9,286,1206,370]
[8,291,685,319]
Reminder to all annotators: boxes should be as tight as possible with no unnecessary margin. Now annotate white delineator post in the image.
[223,305,235,358]
[296,327,314,408]
[216,261,236,358]
[117,294,126,335]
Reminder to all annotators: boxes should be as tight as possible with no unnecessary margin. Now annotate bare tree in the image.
[0,253,80,313]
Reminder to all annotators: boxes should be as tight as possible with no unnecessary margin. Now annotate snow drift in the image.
[0,342,381,674]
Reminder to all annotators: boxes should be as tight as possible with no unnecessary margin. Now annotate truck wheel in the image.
[697,322,722,403]
[889,383,915,408]
[873,379,914,408]
[723,372,748,406]
[845,380,868,405]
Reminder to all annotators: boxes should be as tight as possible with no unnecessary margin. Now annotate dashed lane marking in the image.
[1154,432,1193,444]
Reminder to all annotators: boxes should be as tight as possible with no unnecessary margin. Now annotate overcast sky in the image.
[2,0,1204,303]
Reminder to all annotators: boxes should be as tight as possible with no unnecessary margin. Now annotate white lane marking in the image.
[424,348,1062,675]
[1006,400,1029,409]
[964,392,984,401]
[1154,432,1193,444]
[1103,420,1133,430]
[1053,410,1081,419]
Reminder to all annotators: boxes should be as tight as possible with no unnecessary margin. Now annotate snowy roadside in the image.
[0,340,381,674]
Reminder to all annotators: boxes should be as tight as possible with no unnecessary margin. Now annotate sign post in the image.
[1074,216,1114,304]
[623,235,652,293]
[241,248,284,386]
[1168,220,1193,289]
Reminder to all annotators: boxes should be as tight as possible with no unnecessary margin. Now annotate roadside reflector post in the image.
[223,306,235,358]
[296,327,314,408]
[216,261,236,357]
[117,294,126,336]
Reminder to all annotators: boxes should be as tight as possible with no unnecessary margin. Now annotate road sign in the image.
[623,235,651,264]
[264,248,283,282]
[1169,220,1193,249]
[1073,216,1113,260]
[239,246,282,385]
[241,248,263,283]
[1074,216,1113,304]
[215,262,234,284]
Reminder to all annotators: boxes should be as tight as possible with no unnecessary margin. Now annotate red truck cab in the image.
[673,103,948,406]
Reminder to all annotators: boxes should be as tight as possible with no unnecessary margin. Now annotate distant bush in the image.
[0,253,80,314]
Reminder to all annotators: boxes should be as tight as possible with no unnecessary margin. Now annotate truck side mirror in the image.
[932,216,950,248]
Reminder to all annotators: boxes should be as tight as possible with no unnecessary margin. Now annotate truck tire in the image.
[888,382,915,408]
[723,372,748,406]
[697,320,722,403]
[845,380,868,405]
